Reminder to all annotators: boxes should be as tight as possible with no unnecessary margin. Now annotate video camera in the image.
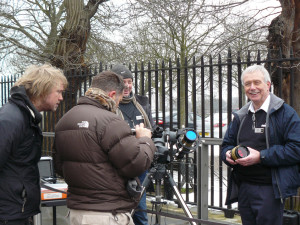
[131,126,200,166]
[150,126,200,165]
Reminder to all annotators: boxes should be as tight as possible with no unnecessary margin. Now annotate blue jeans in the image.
[133,171,148,225]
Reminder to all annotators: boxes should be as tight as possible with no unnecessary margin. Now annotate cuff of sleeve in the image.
[260,150,266,164]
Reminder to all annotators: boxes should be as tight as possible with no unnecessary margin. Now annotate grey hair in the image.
[241,65,271,85]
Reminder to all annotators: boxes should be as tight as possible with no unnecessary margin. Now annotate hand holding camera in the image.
[135,123,152,138]
[231,145,249,160]
[226,145,261,166]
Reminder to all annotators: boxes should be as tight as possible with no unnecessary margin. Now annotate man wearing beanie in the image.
[111,64,154,225]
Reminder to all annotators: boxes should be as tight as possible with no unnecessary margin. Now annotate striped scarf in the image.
[85,87,118,113]
[116,93,152,129]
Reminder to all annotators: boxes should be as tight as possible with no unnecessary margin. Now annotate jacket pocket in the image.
[23,179,41,212]
[0,177,24,215]
[276,165,300,198]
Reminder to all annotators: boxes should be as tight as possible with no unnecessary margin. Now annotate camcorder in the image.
[132,126,200,166]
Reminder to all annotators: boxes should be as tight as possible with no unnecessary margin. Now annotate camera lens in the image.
[231,145,249,160]
[185,130,197,142]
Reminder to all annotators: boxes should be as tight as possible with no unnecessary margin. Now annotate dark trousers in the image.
[238,182,284,225]
[0,218,31,225]
[133,171,148,225]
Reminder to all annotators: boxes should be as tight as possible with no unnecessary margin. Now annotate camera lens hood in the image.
[231,145,249,160]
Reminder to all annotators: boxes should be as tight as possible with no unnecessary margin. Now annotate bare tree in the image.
[215,13,273,105]
[0,1,65,73]
[123,0,271,125]
[0,0,130,73]
[50,0,107,70]
[267,0,300,113]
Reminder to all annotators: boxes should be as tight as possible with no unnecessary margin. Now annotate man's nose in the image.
[250,82,256,89]
[59,93,63,101]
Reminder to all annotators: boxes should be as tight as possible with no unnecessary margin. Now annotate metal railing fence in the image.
[1,48,300,218]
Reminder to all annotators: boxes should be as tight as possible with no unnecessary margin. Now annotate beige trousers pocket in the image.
[82,215,109,225]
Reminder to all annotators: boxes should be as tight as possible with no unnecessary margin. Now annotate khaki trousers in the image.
[69,209,134,225]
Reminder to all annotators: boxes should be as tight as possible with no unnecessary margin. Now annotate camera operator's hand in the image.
[135,123,151,138]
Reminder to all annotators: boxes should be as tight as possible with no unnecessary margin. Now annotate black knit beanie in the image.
[111,64,133,80]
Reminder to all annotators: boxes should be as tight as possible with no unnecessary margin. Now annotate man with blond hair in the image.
[0,64,68,225]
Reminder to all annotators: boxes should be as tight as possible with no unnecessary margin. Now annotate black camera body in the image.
[131,126,200,166]
[151,127,200,165]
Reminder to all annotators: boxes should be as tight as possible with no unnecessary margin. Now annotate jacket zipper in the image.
[274,169,283,203]
[21,188,27,213]
[268,114,283,203]
[236,115,246,145]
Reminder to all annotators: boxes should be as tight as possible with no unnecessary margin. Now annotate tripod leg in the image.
[167,173,197,225]
[140,173,164,225]
[154,179,163,225]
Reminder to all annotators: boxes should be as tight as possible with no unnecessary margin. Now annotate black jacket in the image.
[0,86,42,220]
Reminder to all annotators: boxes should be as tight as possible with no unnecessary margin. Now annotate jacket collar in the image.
[234,93,284,121]
[77,96,113,111]
[9,86,42,124]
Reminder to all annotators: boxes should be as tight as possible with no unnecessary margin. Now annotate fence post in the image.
[197,138,223,222]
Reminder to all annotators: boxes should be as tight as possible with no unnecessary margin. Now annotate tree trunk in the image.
[267,0,300,113]
[51,0,105,70]
[46,0,105,133]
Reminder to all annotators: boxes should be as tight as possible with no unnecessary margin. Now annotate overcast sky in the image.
[240,0,281,20]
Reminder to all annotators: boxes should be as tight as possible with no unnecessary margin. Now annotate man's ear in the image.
[108,90,116,99]
[267,81,271,91]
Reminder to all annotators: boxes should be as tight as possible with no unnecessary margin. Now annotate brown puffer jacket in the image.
[53,96,156,213]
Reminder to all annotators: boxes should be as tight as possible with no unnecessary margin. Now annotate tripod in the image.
[133,162,197,225]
